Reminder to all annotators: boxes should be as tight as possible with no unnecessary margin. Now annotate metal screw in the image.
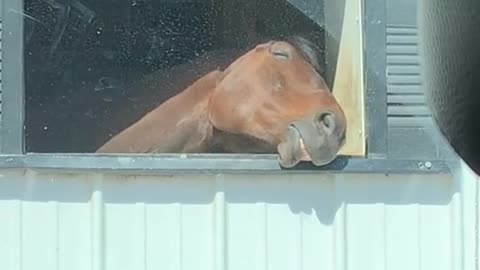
[425,161,432,169]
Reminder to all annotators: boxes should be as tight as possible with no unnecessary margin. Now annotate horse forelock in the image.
[283,36,325,77]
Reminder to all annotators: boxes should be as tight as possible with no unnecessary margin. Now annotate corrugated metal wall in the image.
[0,163,477,270]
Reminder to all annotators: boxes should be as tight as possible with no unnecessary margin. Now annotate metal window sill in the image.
[0,153,452,175]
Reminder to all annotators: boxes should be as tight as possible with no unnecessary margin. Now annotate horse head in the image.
[208,36,347,168]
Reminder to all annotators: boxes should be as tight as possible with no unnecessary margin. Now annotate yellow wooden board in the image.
[333,0,366,156]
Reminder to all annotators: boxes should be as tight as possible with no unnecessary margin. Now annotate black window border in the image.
[0,0,452,174]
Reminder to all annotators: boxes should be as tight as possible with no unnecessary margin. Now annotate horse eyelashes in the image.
[272,51,290,60]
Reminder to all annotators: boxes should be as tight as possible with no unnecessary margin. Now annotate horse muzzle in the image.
[277,112,346,168]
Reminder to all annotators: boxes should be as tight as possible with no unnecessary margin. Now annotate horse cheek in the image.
[208,93,235,132]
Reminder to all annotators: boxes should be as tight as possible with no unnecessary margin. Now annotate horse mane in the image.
[283,35,325,79]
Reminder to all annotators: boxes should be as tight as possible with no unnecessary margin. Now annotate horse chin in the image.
[277,126,313,168]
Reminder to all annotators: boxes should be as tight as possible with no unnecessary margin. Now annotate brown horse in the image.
[96,36,347,168]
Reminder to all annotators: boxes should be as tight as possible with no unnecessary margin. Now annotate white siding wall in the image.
[0,161,477,270]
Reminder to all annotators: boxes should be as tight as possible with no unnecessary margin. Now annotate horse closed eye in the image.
[272,51,290,60]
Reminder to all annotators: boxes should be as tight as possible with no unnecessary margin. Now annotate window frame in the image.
[0,0,452,174]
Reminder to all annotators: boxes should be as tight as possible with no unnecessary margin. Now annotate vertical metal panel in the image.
[0,16,3,145]
[0,167,477,270]
[1,0,25,154]
[456,161,480,270]
[0,200,22,270]
[364,0,388,158]
[384,204,421,270]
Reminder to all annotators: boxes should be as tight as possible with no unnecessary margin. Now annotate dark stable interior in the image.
[24,0,328,153]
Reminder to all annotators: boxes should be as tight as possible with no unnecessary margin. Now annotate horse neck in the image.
[148,71,224,153]
[96,70,221,154]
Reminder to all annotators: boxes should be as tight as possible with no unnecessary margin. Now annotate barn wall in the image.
[0,161,477,270]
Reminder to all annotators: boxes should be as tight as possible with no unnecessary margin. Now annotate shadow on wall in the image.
[0,169,458,225]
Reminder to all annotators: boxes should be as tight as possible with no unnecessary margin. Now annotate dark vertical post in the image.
[364,0,388,158]
[1,0,25,154]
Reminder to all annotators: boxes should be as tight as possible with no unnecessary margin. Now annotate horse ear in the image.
[194,69,224,92]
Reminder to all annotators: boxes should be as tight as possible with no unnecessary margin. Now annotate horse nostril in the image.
[317,112,335,132]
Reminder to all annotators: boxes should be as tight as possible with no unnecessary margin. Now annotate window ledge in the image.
[0,153,452,175]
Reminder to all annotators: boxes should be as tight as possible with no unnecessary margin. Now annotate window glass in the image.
[22,0,363,167]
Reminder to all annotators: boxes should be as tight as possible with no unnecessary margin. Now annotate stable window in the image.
[0,0,453,173]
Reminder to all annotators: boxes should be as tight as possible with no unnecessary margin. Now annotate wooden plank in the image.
[331,0,366,156]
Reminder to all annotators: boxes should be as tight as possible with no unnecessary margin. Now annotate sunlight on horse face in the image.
[208,40,347,168]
